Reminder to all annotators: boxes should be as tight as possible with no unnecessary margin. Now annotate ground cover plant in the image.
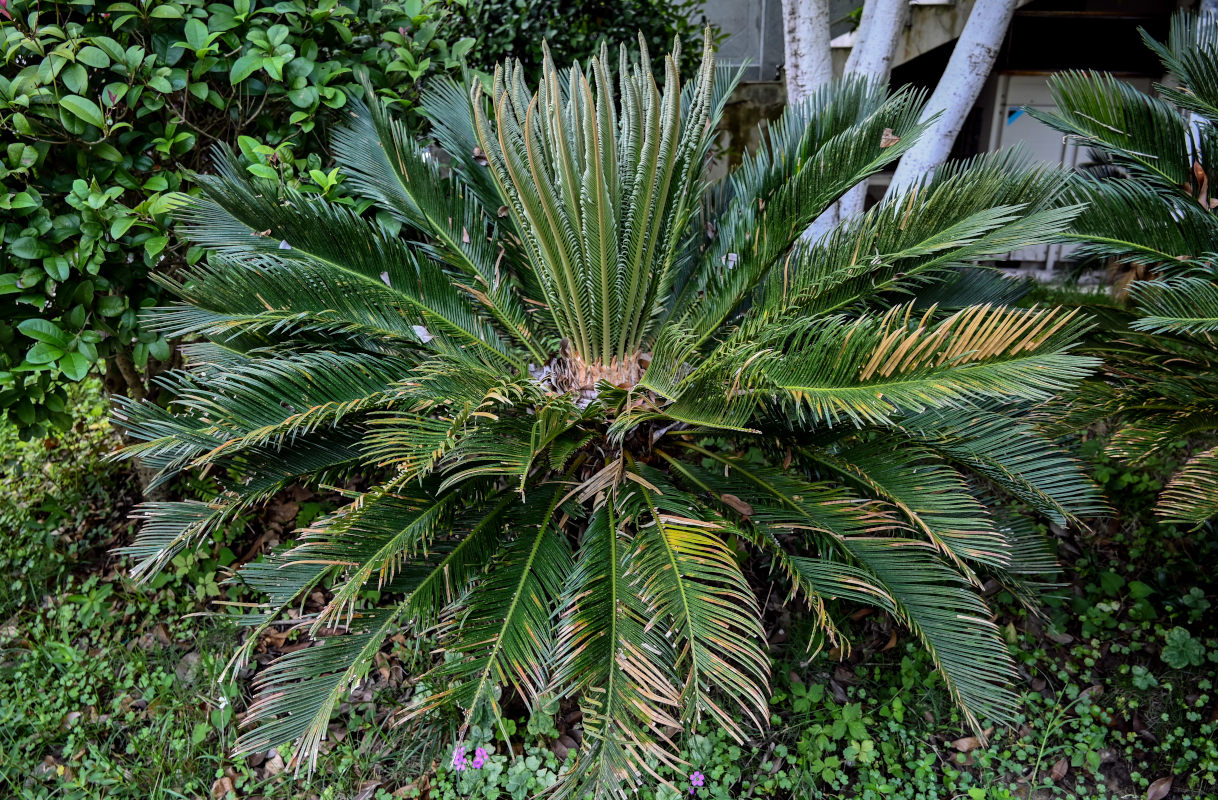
[105,29,1119,796]
[4,388,1215,799]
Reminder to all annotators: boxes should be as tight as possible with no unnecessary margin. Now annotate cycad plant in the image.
[116,35,1104,795]
[1031,11,1218,525]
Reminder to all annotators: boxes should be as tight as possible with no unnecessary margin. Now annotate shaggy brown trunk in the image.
[548,340,650,406]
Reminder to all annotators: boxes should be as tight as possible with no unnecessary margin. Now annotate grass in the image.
[1,382,1216,799]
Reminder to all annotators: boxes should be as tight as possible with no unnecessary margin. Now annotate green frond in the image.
[292,485,454,630]
[626,467,770,738]
[910,267,1032,310]
[236,607,407,769]
[665,450,1018,731]
[756,150,1080,319]
[1029,71,1193,188]
[116,422,365,577]
[843,538,1019,731]
[120,500,238,580]
[646,304,1096,431]
[224,552,336,677]
[1056,179,1218,269]
[421,76,515,218]
[146,256,432,352]
[181,151,523,369]
[333,92,546,362]
[113,348,399,490]
[1129,277,1218,334]
[1157,446,1218,523]
[1142,11,1218,120]
[435,395,584,492]
[673,79,932,340]
[1108,410,1218,464]
[662,452,896,649]
[550,503,683,797]
[895,406,1109,525]
[417,488,571,736]
[991,512,1062,587]
[812,441,1005,574]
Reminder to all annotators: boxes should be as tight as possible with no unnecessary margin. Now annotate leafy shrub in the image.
[455,0,717,83]
[0,0,473,439]
[115,35,1105,798]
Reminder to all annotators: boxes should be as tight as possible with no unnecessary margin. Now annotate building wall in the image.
[704,0,859,82]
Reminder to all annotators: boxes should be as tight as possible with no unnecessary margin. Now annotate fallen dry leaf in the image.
[952,727,994,752]
[720,493,754,517]
[1049,757,1069,782]
[354,781,382,800]
[1078,684,1104,703]
[210,775,236,799]
[1146,776,1173,800]
[264,750,285,777]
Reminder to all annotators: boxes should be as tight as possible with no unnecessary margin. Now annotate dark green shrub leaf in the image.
[76,45,111,68]
[60,95,105,129]
[16,319,70,348]
[10,237,50,260]
[58,351,91,381]
[96,296,125,317]
[26,342,65,365]
[149,5,184,19]
[229,52,261,83]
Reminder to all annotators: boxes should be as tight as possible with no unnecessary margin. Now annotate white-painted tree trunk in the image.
[781,0,834,103]
[807,0,909,235]
[837,0,910,220]
[845,0,909,80]
[1189,6,1216,150]
[888,0,1017,191]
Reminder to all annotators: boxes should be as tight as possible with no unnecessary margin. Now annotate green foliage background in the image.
[454,0,718,83]
[0,0,473,439]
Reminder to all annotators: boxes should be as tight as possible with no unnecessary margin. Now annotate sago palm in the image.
[115,35,1104,795]
[1031,11,1218,525]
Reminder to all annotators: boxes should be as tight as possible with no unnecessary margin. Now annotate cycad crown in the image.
[116,32,1103,796]
[1032,11,1218,525]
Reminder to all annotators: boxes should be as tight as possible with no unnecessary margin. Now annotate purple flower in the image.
[451,746,468,771]
[471,747,488,769]
[689,770,705,793]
